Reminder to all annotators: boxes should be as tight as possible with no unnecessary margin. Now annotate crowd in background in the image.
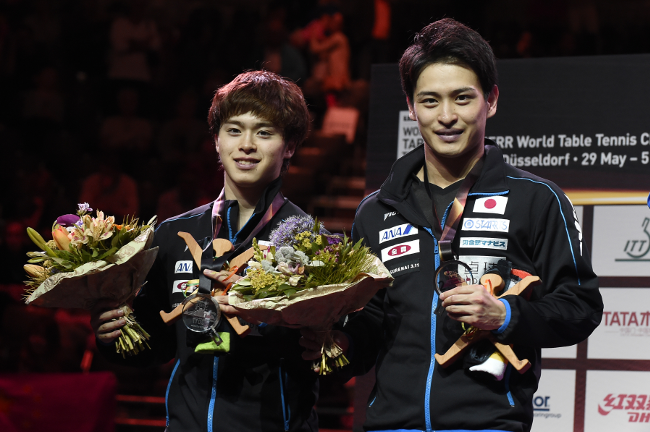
[0,0,648,397]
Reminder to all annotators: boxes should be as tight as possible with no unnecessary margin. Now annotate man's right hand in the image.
[90,299,126,344]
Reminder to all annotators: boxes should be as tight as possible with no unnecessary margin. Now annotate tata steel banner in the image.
[588,288,650,360]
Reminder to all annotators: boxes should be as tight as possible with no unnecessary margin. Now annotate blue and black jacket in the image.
[344,142,602,432]
[97,177,319,432]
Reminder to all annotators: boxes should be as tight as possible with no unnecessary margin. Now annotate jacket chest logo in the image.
[175,260,193,273]
[462,218,510,232]
[381,239,420,262]
[379,224,418,244]
[473,196,508,214]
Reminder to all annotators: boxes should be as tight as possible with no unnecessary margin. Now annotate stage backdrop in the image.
[357,55,650,432]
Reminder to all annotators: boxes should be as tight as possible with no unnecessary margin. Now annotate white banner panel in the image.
[592,205,650,277]
[587,288,650,359]
[531,369,576,432]
[396,110,423,159]
[542,345,577,359]
[585,371,650,431]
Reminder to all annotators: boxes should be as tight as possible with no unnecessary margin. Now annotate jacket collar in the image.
[213,176,284,241]
[377,139,509,206]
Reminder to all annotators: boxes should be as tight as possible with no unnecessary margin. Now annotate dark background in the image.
[2,0,650,431]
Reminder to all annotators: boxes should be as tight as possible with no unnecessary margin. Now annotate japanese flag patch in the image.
[473,196,508,214]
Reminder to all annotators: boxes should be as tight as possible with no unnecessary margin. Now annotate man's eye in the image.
[422,98,437,105]
[227,128,241,134]
[258,130,273,137]
[456,95,472,103]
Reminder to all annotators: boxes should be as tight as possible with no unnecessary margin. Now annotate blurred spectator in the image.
[155,168,212,222]
[78,154,139,220]
[0,221,32,286]
[100,87,153,153]
[156,90,207,166]
[107,0,161,85]
[174,6,223,91]
[309,10,350,92]
[303,8,351,120]
[22,66,65,124]
[249,11,307,84]
[23,0,62,55]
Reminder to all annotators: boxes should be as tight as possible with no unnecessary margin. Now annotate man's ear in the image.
[486,85,499,119]
[283,141,297,159]
[407,97,416,121]
[214,135,220,153]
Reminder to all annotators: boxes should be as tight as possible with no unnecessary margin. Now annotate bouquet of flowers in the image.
[228,216,393,374]
[23,203,158,358]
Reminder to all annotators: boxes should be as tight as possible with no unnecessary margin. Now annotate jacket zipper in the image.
[165,359,181,427]
[504,364,515,407]
[279,361,290,431]
[207,356,219,432]
[423,226,439,432]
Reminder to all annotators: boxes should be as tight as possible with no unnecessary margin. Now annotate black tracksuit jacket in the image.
[97,178,319,432]
[344,142,603,432]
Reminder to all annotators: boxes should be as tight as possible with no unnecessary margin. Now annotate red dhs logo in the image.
[598,394,650,423]
[388,245,411,257]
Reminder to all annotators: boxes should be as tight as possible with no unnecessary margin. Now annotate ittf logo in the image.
[616,217,650,262]
[381,239,420,262]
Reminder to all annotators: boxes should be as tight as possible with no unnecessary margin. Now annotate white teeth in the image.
[237,160,258,165]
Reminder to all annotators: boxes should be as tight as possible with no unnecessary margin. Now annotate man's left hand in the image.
[439,285,506,330]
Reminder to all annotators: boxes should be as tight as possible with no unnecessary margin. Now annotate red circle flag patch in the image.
[473,196,508,214]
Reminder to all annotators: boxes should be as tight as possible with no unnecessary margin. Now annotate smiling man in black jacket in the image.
[91,70,320,432]
[302,18,603,432]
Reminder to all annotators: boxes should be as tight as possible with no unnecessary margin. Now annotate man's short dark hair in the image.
[399,18,498,101]
[207,70,311,171]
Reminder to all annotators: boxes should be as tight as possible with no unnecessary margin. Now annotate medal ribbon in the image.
[423,157,483,263]
[197,189,286,293]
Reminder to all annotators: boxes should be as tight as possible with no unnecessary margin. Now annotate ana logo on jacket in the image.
[379,224,418,244]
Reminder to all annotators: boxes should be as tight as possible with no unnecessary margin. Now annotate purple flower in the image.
[327,235,342,245]
[270,215,326,248]
[77,202,93,214]
[56,214,81,227]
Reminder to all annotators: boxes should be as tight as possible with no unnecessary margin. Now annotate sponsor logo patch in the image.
[457,255,505,283]
[172,280,190,294]
[381,239,420,262]
[384,211,398,221]
[379,224,418,244]
[461,218,510,232]
[460,237,508,250]
[473,196,508,214]
[387,259,420,276]
[175,260,193,273]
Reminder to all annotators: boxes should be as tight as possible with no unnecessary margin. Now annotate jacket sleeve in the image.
[494,190,603,348]
[340,208,387,376]
[96,227,177,366]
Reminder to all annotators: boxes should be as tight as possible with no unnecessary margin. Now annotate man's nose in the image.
[438,101,457,125]
[240,132,256,152]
